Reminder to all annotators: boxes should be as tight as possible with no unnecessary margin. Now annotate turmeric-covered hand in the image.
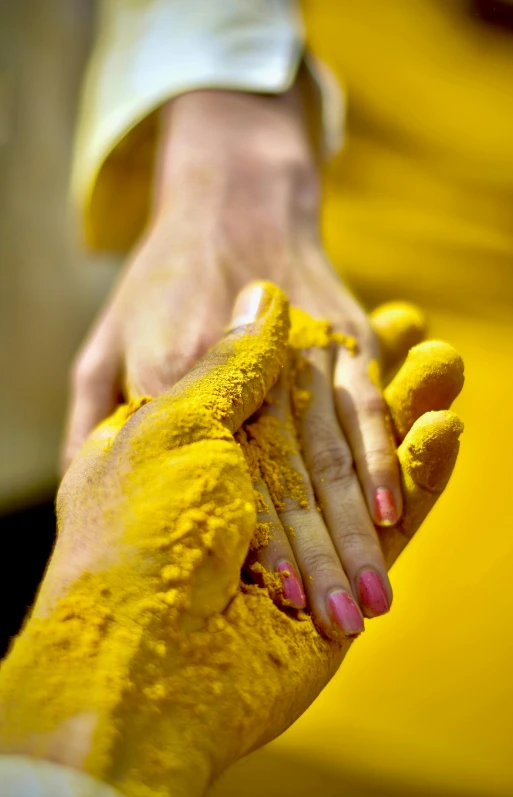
[62,87,403,565]
[0,283,464,797]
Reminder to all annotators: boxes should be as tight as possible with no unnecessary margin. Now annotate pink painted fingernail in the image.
[327,590,364,636]
[358,570,390,618]
[276,562,306,609]
[374,488,398,526]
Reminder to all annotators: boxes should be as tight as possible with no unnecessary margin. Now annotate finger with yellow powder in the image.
[243,472,307,611]
[369,301,427,382]
[385,340,464,442]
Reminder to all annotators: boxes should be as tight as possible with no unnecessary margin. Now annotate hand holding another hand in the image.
[1,282,464,797]
[64,87,406,563]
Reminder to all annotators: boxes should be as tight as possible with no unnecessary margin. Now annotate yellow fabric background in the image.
[80,0,513,793]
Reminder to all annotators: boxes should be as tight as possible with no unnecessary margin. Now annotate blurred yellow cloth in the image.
[241,3,513,796]
[76,1,513,795]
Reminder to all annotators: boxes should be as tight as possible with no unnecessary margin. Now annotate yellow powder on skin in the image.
[288,308,332,350]
[0,294,464,797]
[385,340,465,442]
[288,306,357,425]
[367,358,382,390]
[369,301,426,377]
[242,414,309,511]
[288,307,357,356]
[332,331,358,355]
[251,521,271,551]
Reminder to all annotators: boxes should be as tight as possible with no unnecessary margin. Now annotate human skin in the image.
[62,85,404,633]
[0,283,464,797]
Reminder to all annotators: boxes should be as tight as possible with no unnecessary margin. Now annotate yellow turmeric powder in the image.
[0,289,464,797]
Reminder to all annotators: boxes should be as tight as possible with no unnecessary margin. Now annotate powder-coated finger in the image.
[247,479,306,610]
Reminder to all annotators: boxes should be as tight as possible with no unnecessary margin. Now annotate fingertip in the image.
[370,301,427,374]
[356,569,392,619]
[326,589,365,638]
[373,486,402,527]
[385,340,465,441]
[276,560,307,609]
[400,410,463,493]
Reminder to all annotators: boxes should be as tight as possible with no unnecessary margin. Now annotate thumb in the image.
[187,280,290,432]
[145,281,290,435]
[69,282,290,472]
[115,282,290,458]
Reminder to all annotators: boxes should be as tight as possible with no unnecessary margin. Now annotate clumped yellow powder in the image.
[242,414,309,511]
[288,307,357,355]
[385,340,464,442]
[369,301,426,376]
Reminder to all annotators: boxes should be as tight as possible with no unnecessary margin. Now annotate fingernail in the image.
[276,561,306,609]
[327,590,364,635]
[229,282,273,329]
[374,488,398,526]
[357,570,390,618]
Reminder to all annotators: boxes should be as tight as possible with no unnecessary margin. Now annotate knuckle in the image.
[135,351,197,394]
[302,544,340,578]
[309,442,354,485]
[336,525,371,553]
[365,446,397,473]
[359,390,387,417]
[343,390,386,422]
[132,359,168,394]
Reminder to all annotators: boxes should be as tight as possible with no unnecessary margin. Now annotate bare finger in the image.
[334,341,403,528]
[294,346,393,619]
[61,323,121,474]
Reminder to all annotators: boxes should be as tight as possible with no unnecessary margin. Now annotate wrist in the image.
[153,86,318,218]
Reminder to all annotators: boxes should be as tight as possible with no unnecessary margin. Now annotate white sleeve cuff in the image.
[0,755,123,797]
[71,0,345,250]
[72,0,307,204]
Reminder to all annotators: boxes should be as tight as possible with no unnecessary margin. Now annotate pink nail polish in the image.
[327,590,364,635]
[276,562,306,609]
[374,488,398,526]
[358,570,390,618]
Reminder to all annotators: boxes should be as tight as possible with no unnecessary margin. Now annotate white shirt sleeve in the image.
[71,0,344,250]
[0,755,123,797]
[73,0,306,205]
